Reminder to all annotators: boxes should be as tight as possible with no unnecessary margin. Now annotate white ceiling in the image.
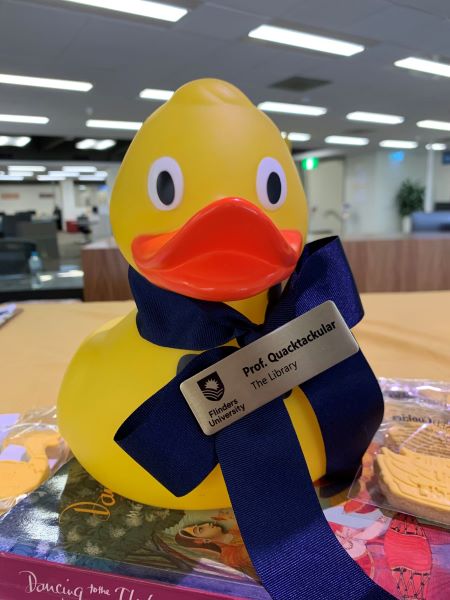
[0,0,450,151]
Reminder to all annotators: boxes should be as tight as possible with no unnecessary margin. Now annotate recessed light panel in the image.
[7,171,34,177]
[49,171,79,177]
[86,119,142,130]
[249,25,364,57]
[0,73,92,92]
[0,115,49,124]
[379,140,418,149]
[76,139,116,150]
[95,139,116,150]
[395,57,450,78]
[63,166,97,173]
[417,119,450,132]
[346,111,404,125]
[59,0,187,22]
[139,88,174,100]
[0,136,31,147]
[258,101,327,117]
[425,143,446,151]
[287,132,312,142]
[325,135,369,146]
[8,165,46,172]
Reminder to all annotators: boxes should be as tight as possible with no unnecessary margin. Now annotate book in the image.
[0,459,266,600]
[1,379,449,599]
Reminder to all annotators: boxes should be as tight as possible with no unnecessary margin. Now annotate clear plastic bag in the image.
[0,407,71,516]
[349,378,449,526]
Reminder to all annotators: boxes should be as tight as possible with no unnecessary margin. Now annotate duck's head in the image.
[111,78,308,302]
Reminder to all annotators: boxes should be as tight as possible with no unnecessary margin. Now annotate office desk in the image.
[1,291,449,414]
[0,270,83,302]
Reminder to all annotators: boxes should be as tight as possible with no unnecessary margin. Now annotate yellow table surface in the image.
[1,292,449,413]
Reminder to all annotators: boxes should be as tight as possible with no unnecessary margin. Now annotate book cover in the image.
[0,379,449,599]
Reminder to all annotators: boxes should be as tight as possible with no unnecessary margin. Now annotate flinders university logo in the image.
[197,371,225,401]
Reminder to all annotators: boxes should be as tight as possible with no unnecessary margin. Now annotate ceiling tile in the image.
[210,0,300,19]
[340,5,450,53]
[392,0,450,19]
[0,0,88,61]
[175,4,264,40]
[282,0,390,29]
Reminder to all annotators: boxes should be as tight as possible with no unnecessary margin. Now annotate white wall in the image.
[303,159,345,235]
[434,154,450,202]
[345,150,428,235]
[301,149,450,236]
[0,183,61,216]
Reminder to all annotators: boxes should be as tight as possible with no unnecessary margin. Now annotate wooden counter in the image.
[82,234,450,301]
[343,233,450,293]
[82,238,130,301]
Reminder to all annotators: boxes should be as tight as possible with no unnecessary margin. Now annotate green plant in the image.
[396,179,425,217]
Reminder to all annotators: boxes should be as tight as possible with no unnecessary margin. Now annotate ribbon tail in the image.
[115,347,235,496]
[303,350,384,478]
[215,400,395,600]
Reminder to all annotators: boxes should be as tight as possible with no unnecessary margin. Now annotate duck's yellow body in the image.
[58,298,325,509]
[58,78,327,509]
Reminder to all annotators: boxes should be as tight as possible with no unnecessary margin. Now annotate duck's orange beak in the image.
[132,197,302,301]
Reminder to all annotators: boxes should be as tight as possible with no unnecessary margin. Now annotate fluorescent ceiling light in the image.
[287,132,312,142]
[394,57,450,78]
[0,114,49,124]
[0,73,92,92]
[14,136,31,147]
[49,171,79,177]
[59,0,187,22]
[248,25,364,57]
[346,111,404,125]
[37,175,66,181]
[6,171,34,177]
[0,136,31,147]
[0,175,25,181]
[78,175,107,181]
[8,165,46,172]
[379,140,418,149]
[63,166,97,173]
[139,88,174,101]
[325,135,369,146]
[94,139,116,150]
[417,119,450,132]
[75,138,116,150]
[86,119,142,130]
[75,139,96,150]
[425,143,446,151]
[258,101,326,117]
[75,170,107,179]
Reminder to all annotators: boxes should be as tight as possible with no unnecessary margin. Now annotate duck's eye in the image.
[256,157,287,210]
[148,156,183,211]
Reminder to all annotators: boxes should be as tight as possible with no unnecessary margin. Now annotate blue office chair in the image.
[411,211,450,232]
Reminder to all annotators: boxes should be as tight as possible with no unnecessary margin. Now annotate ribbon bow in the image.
[115,236,394,600]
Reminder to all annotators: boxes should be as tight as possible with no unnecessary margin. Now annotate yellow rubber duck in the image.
[58,79,326,509]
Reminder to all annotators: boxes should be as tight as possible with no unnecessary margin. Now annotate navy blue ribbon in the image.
[115,236,394,600]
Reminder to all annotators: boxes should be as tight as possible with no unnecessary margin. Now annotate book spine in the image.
[0,552,242,600]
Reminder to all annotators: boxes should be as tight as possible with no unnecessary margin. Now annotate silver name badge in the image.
[180,301,359,436]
